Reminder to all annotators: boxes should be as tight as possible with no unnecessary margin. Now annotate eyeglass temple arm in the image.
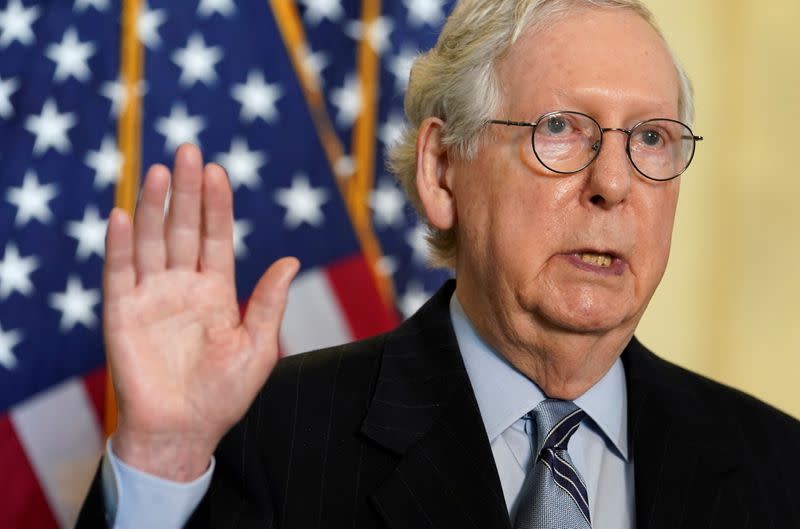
[486,119,536,127]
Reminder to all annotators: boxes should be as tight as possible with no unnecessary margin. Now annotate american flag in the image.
[0,0,454,526]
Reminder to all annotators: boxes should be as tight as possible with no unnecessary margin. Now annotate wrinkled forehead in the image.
[496,6,681,119]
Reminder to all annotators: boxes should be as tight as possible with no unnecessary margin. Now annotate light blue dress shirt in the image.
[102,438,214,529]
[450,295,635,529]
[104,293,635,528]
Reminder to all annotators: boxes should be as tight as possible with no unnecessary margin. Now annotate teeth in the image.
[580,253,613,267]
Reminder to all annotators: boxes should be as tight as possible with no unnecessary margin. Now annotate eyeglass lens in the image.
[531,112,696,181]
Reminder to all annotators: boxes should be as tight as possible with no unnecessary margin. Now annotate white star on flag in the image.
[0,75,19,119]
[49,276,101,332]
[399,280,431,318]
[216,137,267,190]
[388,46,418,92]
[137,2,166,50]
[25,98,77,155]
[155,103,206,153]
[330,73,362,127]
[172,33,223,87]
[100,78,148,117]
[299,0,344,25]
[197,0,236,18]
[0,243,39,300]
[0,0,40,48]
[376,255,399,278]
[85,136,123,189]
[295,44,330,86]
[379,112,406,148]
[406,223,430,263]
[46,26,96,83]
[65,206,107,261]
[100,79,124,116]
[274,174,330,229]
[6,171,58,226]
[334,155,356,178]
[231,70,283,124]
[0,324,23,370]
[233,218,253,259]
[370,180,407,229]
[73,0,109,13]
[403,0,446,27]
[346,16,394,54]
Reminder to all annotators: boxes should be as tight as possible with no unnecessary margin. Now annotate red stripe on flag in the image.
[325,254,399,340]
[0,413,59,529]
[83,367,107,430]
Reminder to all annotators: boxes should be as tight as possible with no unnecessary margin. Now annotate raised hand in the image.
[104,144,299,481]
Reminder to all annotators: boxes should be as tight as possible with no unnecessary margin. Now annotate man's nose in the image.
[583,130,632,208]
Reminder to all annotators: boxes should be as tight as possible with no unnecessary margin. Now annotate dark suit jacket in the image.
[77,280,800,529]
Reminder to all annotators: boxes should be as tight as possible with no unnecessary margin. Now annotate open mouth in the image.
[578,252,614,268]
[564,250,626,276]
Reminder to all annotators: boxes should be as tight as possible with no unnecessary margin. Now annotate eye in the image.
[641,129,662,146]
[546,116,568,134]
[633,127,668,149]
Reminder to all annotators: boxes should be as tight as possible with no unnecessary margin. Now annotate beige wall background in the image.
[636,0,800,418]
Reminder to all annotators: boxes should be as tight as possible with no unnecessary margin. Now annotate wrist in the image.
[111,430,216,482]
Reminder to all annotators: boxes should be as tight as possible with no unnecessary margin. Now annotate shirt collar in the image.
[450,293,629,461]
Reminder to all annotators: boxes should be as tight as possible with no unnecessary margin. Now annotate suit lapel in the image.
[358,286,756,529]
[361,281,510,529]
[624,338,750,529]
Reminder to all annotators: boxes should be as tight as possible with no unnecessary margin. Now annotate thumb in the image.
[243,257,300,357]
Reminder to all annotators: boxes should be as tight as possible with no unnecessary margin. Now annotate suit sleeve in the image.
[185,389,279,529]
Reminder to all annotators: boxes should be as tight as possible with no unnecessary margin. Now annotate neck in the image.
[454,286,635,400]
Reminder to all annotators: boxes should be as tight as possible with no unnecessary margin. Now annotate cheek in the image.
[486,180,567,255]
[499,177,581,256]
[637,187,680,281]
[451,149,585,274]
[655,186,679,248]
[455,177,541,278]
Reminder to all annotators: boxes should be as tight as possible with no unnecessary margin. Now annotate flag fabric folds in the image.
[0,0,453,526]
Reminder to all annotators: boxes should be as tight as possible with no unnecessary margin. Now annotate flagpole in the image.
[350,0,383,295]
[106,0,144,437]
[269,0,396,309]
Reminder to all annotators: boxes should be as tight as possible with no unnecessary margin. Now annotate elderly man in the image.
[78,0,800,528]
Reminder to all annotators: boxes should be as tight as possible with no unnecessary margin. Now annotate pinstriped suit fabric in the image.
[76,281,800,529]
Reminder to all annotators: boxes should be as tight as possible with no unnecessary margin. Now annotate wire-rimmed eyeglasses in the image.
[487,110,703,181]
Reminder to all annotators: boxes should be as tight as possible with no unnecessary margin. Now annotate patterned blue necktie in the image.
[513,399,591,529]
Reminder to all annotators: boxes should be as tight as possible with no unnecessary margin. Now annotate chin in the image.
[534,295,636,335]
[544,312,623,335]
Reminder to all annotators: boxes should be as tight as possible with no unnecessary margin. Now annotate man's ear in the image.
[416,117,456,230]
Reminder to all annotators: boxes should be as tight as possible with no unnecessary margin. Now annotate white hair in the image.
[388,0,695,268]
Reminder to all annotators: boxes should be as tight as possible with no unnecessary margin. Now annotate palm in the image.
[103,145,298,479]
[108,271,244,434]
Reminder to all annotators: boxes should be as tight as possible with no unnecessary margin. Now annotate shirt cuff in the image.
[102,438,215,529]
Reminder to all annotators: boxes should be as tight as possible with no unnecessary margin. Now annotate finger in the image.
[104,208,136,302]
[134,164,170,279]
[166,144,203,269]
[243,257,300,355]
[200,163,235,282]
